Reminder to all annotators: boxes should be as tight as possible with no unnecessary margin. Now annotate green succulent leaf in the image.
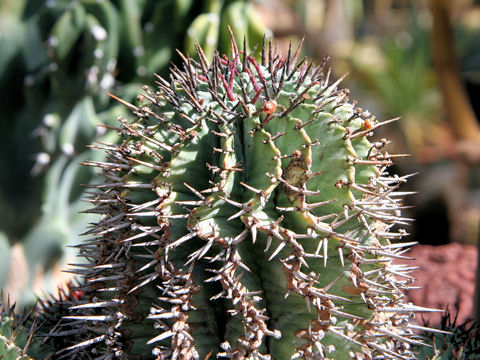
[50,3,86,61]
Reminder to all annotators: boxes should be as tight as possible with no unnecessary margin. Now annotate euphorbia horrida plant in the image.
[7,36,438,359]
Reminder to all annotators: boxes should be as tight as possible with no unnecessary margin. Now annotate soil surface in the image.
[398,243,478,326]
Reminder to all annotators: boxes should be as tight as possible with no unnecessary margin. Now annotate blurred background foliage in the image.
[0,0,479,321]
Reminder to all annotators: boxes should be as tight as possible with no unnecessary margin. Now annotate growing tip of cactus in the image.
[7,32,439,360]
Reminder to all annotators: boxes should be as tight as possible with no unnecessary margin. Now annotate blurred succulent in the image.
[185,0,271,61]
[335,20,441,154]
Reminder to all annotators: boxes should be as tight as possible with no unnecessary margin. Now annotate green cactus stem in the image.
[415,310,480,360]
[0,298,47,360]
[45,34,438,359]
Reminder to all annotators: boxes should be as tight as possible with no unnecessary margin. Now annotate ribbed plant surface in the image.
[53,39,430,359]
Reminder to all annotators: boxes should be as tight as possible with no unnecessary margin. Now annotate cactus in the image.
[0,298,47,360]
[2,34,439,359]
[0,284,84,360]
[415,311,480,360]
[0,311,35,360]
[14,35,434,360]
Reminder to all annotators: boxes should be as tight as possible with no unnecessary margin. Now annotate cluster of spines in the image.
[45,34,444,360]
[1,287,87,360]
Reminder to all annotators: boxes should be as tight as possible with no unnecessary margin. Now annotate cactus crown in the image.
[6,34,436,360]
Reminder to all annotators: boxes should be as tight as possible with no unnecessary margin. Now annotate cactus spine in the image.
[3,36,437,359]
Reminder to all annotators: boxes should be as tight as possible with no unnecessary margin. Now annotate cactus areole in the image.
[57,37,430,359]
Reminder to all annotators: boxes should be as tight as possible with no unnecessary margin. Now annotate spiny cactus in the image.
[0,298,47,360]
[3,36,439,359]
[0,285,85,360]
[43,35,438,359]
[415,311,480,360]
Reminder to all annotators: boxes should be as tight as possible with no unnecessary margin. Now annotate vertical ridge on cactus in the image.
[46,35,436,359]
